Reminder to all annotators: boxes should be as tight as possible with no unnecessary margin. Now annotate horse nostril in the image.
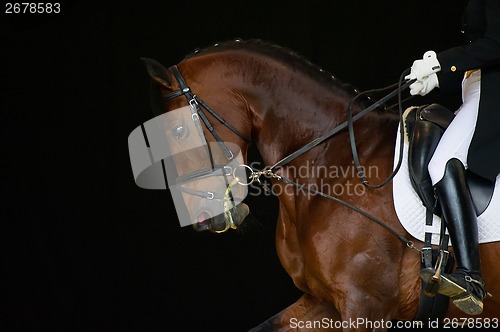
[197,211,212,224]
[193,211,212,232]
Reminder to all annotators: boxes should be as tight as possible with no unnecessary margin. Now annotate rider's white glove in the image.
[409,74,439,96]
[405,51,441,96]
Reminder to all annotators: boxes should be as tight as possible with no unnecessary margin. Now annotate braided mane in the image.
[184,39,363,98]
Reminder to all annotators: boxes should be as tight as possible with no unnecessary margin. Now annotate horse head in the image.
[141,57,252,233]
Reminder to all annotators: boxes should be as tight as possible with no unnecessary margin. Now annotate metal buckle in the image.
[465,275,485,286]
[189,96,198,107]
[189,96,199,122]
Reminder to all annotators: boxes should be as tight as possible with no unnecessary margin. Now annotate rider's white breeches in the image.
[428,70,481,185]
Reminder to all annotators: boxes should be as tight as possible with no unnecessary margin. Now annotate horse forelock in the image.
[182,39,364,100]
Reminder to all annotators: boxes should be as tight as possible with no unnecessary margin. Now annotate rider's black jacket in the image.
[437,0,500,182]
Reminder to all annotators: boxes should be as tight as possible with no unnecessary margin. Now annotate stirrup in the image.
[421,268,485,315]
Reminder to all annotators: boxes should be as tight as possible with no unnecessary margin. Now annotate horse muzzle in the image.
[192,203,250,232]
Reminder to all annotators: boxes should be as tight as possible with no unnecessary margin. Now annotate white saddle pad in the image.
[393,108,500,245]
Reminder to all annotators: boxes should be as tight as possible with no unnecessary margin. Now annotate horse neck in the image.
[227,53,398,172]
[236,58,349,165]
[182,51,397,172]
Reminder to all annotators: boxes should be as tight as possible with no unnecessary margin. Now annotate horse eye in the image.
[172,125,186,139]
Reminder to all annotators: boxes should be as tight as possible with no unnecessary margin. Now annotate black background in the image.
[3,1,467,331]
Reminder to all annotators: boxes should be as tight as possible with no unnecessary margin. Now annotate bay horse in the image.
[142,39,500,331]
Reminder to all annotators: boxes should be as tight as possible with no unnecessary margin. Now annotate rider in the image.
[405,0,500,315]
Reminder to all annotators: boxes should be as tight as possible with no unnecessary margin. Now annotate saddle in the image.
[405,104,495,217]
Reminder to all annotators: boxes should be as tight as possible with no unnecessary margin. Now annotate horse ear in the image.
[141,58,173,88]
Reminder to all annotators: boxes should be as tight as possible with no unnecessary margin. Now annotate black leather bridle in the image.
[161,65,252,201]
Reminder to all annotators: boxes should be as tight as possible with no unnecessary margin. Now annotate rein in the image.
[347,70,413,188]
[270,72,415,173]
[162,64,421,251]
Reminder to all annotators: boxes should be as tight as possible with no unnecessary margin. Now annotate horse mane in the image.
[184,39,365,99]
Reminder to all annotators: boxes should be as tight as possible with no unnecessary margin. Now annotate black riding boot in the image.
[421,158,487,315]
[408,110,443,212]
